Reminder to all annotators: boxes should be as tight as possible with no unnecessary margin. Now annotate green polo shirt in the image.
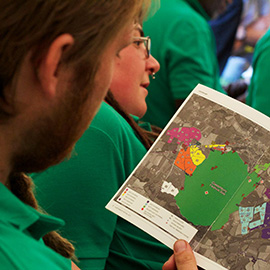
[142,0,225,128]
[0,183,71,269]
[33,102,171,270]
[246,27,270,117]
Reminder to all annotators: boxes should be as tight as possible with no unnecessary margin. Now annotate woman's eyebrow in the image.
[135,26,145,37]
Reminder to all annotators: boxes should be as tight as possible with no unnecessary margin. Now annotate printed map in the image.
[116,93,270,270]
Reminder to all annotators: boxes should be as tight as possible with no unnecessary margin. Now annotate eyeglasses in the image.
[132,36,151,59]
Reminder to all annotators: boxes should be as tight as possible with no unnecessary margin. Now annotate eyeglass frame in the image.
[132,36,151,59]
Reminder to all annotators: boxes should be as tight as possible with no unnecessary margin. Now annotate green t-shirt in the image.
[33,102,171,270]
[0,183,71,270]
[246,27,270,117]
[142,0,225,128]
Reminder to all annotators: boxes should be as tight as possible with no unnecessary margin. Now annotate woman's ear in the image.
[37,34,74,98]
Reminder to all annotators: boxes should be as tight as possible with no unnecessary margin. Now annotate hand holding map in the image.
[163,240,198,270]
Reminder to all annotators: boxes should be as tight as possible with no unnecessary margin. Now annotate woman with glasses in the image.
[110,25,155,119]
[33,25,175,270]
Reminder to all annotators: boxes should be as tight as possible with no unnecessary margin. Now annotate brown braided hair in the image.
[105,91,161,150]
[9,172,75,259]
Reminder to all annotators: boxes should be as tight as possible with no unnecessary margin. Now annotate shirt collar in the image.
[184,0,210,21]
[0,183,65,240]
[131,115,152,132]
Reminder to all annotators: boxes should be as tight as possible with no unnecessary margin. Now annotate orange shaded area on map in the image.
[174,147,196,175]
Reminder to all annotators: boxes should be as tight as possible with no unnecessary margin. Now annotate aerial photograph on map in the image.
[111,89,270,270]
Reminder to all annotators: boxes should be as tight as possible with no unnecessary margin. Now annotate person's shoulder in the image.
[157,0,206,22]
[0,221,71,270]
[255,27,270,52]
[85,102,138,146]
[147,0,208,35]
[91,102,131,133]
[80,102,146,162]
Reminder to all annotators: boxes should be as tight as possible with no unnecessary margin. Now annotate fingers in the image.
[174,240,198,270]
[163,240,198,270]
[162,254,176,270]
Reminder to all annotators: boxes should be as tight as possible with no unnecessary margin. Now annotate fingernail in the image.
[174,240,187,253]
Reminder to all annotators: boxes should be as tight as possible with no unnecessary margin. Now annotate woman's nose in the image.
[146,55,160,74]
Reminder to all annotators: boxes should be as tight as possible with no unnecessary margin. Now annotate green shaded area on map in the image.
[175,150,258,230]
[254,162,270,173]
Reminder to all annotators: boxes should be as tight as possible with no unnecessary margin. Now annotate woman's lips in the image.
[141,82,150,88]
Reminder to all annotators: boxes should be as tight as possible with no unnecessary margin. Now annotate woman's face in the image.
[109,25,160,118]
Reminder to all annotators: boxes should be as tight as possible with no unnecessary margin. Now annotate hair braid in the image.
[8,172,75,259]
[105,91,161,150]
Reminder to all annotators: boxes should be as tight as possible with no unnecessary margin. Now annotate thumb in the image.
[173,240,198,270]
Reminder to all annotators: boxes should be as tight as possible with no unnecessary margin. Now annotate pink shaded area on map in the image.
[166,127,201,145]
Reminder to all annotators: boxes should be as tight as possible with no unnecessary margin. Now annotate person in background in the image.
[210,0,244,74]
[246,26,270,116]
[0,0,151,269]
[141,0,231,128]
[215,0,270,99]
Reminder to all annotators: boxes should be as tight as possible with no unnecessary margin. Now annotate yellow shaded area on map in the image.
[190,146,206,166]
[205,144,226,151]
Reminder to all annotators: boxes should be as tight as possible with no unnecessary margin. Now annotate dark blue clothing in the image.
[210,0,243,74]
